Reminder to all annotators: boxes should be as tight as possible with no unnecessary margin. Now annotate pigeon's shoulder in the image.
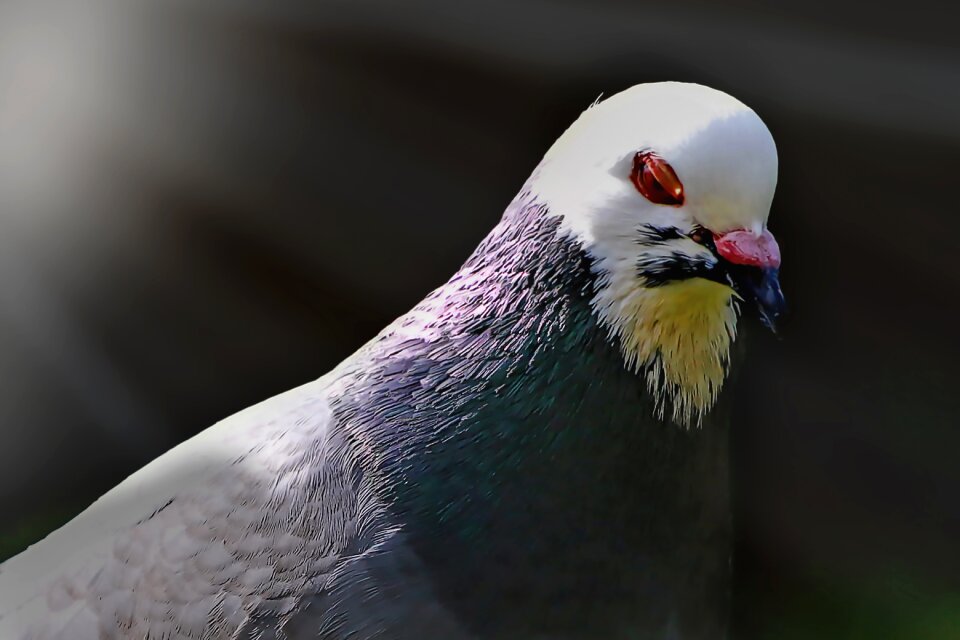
[0,372,381,639]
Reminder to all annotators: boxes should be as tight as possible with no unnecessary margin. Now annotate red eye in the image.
[630,151,685,206]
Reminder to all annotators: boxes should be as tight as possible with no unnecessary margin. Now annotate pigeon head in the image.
[533,82,784,424]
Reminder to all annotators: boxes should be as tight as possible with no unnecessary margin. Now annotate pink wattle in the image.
[713,229,781,268]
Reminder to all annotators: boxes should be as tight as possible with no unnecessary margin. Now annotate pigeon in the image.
[0,81,784,639]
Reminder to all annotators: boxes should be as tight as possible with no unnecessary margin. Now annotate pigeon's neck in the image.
[338,188,633,489]
[335,187,735,512]
[333,191,734,636]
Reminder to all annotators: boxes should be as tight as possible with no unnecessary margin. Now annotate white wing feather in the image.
[0,374,363,640]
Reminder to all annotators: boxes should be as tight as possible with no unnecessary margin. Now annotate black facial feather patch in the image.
[635,224,687,245]
[633,224,728,287]
[636,251,719,287]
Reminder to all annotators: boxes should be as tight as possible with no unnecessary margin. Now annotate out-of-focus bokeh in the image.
[1,0,958,637]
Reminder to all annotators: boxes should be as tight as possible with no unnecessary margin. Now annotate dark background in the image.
[1,1,958,637]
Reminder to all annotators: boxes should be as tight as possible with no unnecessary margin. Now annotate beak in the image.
[727,265,786,333]
[712,228,786,334]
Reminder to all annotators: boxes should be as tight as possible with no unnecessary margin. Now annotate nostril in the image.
[688,227,714,246]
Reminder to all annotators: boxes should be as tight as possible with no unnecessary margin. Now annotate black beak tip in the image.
[755,268,787,336]
[729,265,787,336]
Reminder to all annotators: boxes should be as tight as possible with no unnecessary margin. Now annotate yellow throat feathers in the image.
[600,277,738,426]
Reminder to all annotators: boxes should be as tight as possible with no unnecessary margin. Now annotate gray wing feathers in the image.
[0,379,386,640]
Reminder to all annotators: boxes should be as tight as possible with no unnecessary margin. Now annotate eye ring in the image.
[630,150,685,206]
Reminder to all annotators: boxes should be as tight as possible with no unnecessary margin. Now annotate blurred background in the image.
[1,0,958,637]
